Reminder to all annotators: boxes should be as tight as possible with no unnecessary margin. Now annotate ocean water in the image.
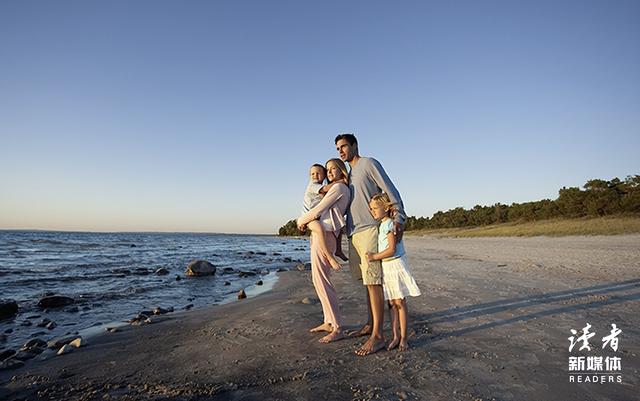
[0,231,309,350]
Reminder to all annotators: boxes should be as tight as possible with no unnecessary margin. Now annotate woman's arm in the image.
[297,184,345,228]
[367,231,396,261]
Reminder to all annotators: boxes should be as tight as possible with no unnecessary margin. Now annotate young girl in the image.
[301,164,348,270]
[366,193,421,351]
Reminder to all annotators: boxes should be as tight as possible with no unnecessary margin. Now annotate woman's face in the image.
[326,161,343,182]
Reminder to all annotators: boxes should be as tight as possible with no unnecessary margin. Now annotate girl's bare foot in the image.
[309,323,332,333]
[387,338,400,351]
[398,339,409,351]
[319,330,345,343]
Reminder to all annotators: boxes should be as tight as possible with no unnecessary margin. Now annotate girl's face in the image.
[326,161,343,182]
[309,166,326,184]
[369,200,388,221]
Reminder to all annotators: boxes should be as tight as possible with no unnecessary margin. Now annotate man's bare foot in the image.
[398,339,409,351]
[319,330,345,343]
[387,338,400,351]
[335,250,348,261]
[355,337,386,356]
[346,324,372,338]
[309,323,332,333]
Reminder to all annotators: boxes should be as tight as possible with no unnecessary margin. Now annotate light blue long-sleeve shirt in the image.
[347,157,406,236]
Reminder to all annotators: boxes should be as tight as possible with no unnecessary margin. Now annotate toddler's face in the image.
[309,166,325,184]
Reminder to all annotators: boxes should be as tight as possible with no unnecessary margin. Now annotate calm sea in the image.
[0,231,309,350]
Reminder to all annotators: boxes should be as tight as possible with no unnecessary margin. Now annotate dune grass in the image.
[408,216,640,238]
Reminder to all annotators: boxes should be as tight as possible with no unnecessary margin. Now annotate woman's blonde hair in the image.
[325,158,349,184]
[370,193,398,218]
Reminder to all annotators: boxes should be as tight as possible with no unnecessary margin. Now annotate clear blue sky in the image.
[1,1,638,234]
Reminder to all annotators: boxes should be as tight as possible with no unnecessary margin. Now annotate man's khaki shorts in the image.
[349,226,382,286]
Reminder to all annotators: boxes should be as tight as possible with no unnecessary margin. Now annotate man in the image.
[335,133,406,356]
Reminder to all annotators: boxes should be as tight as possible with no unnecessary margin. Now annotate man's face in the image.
[336,139,357,162]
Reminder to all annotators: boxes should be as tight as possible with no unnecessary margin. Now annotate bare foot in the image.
[309,323,332,333]
[398,339,409,351]
[335,250,348,261]
[346,324,372,338]
[355,337,386,356]
[328,256,342,270]
[387,338,400,351]
[319,330,345,343]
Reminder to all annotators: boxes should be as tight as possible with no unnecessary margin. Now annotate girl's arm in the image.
[367,231,396,261]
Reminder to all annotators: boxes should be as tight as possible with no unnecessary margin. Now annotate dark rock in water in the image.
[186,260,216,277]
[0,349,16,361]
[155,268,169,275]
[4,329,12,334]
[184,304,194,310]
[47,335,81,350]
[238,271,257,278]
[256,251,267,256]
[37,318,51,328]
[140,310,154,317]
[130,244,136,248]
[19,321,32,327]
[0,300,18,320]
[24,339,47,349]
[38,295,74,309]
[176,275,182,281]
[46,321,57,330]
[224,281,231,286]
[27,315,41,319]
[277,268,287,272]
[30,331,46,337]
[153,307,171,315]
[247,251,255,255]
[256,280,263,286]
[14,347,43,361]
[112,268,132,275]
[0,358,24,370]
[237,290,247,300]
[273,252,282,256]
[133,268,150,276]
[223,267,235,274]
[283,257,292,263]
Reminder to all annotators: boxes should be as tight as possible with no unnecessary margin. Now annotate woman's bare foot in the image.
[387,338,400,351]
[355,337,386,356]
[319,330,345,343]
[335,250,348,261]
[328,256,342,270]
[309,323,332,333]
[346,324,372,338]
[398,339,409,351]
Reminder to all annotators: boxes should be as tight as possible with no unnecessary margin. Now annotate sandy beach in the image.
[1,235,639,401]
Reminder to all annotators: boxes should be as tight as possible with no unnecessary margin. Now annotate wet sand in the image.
[1,235,639,401]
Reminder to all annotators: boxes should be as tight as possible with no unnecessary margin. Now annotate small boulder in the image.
[57,344,73,355]
[0,300,18,320]
[69,338,83,348]
[47,335,81,350]
[46,321,57,330]
[184,304,194,310]
[256,280,263,286]
[153,307,171,315]
[238,271,257,278]
[224,281,231,286]
[24,339,47,349]
[36,318,51,328]
[155,268,169,276]
[223,267,235,274]
[37,296,74,309]
[186,260,216,277]
[237,290,247,300]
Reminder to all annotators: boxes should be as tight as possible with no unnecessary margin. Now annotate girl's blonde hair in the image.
[325,158,349,184]
[370,193,398,219]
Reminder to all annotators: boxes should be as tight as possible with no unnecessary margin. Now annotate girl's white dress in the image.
[378,219,421,301]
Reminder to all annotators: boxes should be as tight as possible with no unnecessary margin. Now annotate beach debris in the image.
[0,300,18,320]
[186,260,216,277]
[37,295,75,309]
[155,268,169,275]
[69,338,83,348]
[0,358,24,370]
[301,297,317,305]
[237,289,247,299]
[256,280,263,286]
[57,344,73,355]
[47,335,81,349]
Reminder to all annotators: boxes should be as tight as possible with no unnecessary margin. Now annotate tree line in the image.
[278,175,640,235]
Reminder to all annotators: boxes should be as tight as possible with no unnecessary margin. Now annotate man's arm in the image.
[367,158,406,242]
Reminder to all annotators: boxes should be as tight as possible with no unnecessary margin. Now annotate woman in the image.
[297,158,350,343]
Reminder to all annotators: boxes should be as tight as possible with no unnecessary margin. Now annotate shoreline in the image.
[2,235,639,401]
